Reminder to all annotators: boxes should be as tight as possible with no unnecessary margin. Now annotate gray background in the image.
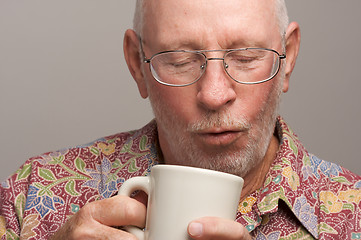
[1,1,360,181]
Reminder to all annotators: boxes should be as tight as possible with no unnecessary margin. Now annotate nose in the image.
[196,60,237,111]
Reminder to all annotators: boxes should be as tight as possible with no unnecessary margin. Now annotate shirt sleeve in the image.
[1,163,31,240]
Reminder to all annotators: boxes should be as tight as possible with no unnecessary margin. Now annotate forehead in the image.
[142,0,280,50]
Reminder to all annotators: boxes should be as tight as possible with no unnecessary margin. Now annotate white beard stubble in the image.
[148,69,284,178]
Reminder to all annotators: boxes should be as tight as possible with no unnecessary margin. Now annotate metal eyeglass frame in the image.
[140,40,286,87]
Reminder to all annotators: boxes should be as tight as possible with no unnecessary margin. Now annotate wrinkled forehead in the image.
[142,0,280,50]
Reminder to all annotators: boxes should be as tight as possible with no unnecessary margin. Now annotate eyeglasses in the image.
[142,47,286,87]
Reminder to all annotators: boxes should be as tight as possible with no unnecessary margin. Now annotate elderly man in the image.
[1,0,361,239]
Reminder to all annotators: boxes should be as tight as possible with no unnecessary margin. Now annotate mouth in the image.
[195,128,245,147]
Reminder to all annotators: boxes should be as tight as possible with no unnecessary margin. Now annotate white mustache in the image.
[187,112,251,132]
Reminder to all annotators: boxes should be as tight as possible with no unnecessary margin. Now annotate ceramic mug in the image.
[118,165,244,240]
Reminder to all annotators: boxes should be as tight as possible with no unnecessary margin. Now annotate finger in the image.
[66,220,139,240]
[51,196,145,240]
[82,195,146,228]
[188,217,252,240]
[91,225,138,240]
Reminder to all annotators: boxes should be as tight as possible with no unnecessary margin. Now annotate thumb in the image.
[188,217,252,240]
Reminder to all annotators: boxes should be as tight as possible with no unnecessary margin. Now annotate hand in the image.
[188,217,253,240]
[50,195,146,240]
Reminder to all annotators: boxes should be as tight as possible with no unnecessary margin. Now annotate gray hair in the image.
[275,0,289,37]
[133,0,289,41]
[133,0,143,37]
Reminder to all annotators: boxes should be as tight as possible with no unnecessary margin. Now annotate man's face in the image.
[140,0,286,177]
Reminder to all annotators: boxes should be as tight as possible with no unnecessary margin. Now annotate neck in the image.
[240,134,279,201]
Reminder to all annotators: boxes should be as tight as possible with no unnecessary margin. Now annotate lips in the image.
[195,128,244,146]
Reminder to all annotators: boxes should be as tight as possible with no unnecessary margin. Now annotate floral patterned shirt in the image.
[1,117,361,239]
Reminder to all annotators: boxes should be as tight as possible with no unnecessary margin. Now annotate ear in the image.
[282,22,301,93]
[123,29,149,98]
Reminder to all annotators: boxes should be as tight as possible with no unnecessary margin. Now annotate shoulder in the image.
[273,117,361,238]
[2,120,159,201]
[0,121,159,239]
[305,154,361,238]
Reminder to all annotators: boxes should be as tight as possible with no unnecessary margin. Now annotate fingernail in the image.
[189,222,203,237]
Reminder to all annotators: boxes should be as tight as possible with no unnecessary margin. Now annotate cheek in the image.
[235,81,277,119]
[148,82,198,121]
[169,90,198,120]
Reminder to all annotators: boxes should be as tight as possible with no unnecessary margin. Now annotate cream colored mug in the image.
[118,165,244,240]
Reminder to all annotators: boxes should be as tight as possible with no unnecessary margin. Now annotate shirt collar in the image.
[236,116,319,238]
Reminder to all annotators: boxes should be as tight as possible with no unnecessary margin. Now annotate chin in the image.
[169,139,262,178]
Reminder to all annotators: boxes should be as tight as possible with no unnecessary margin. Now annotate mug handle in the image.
[118,176,150,240]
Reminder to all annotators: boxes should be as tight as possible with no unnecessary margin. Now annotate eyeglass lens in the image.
[149,49,280,86]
